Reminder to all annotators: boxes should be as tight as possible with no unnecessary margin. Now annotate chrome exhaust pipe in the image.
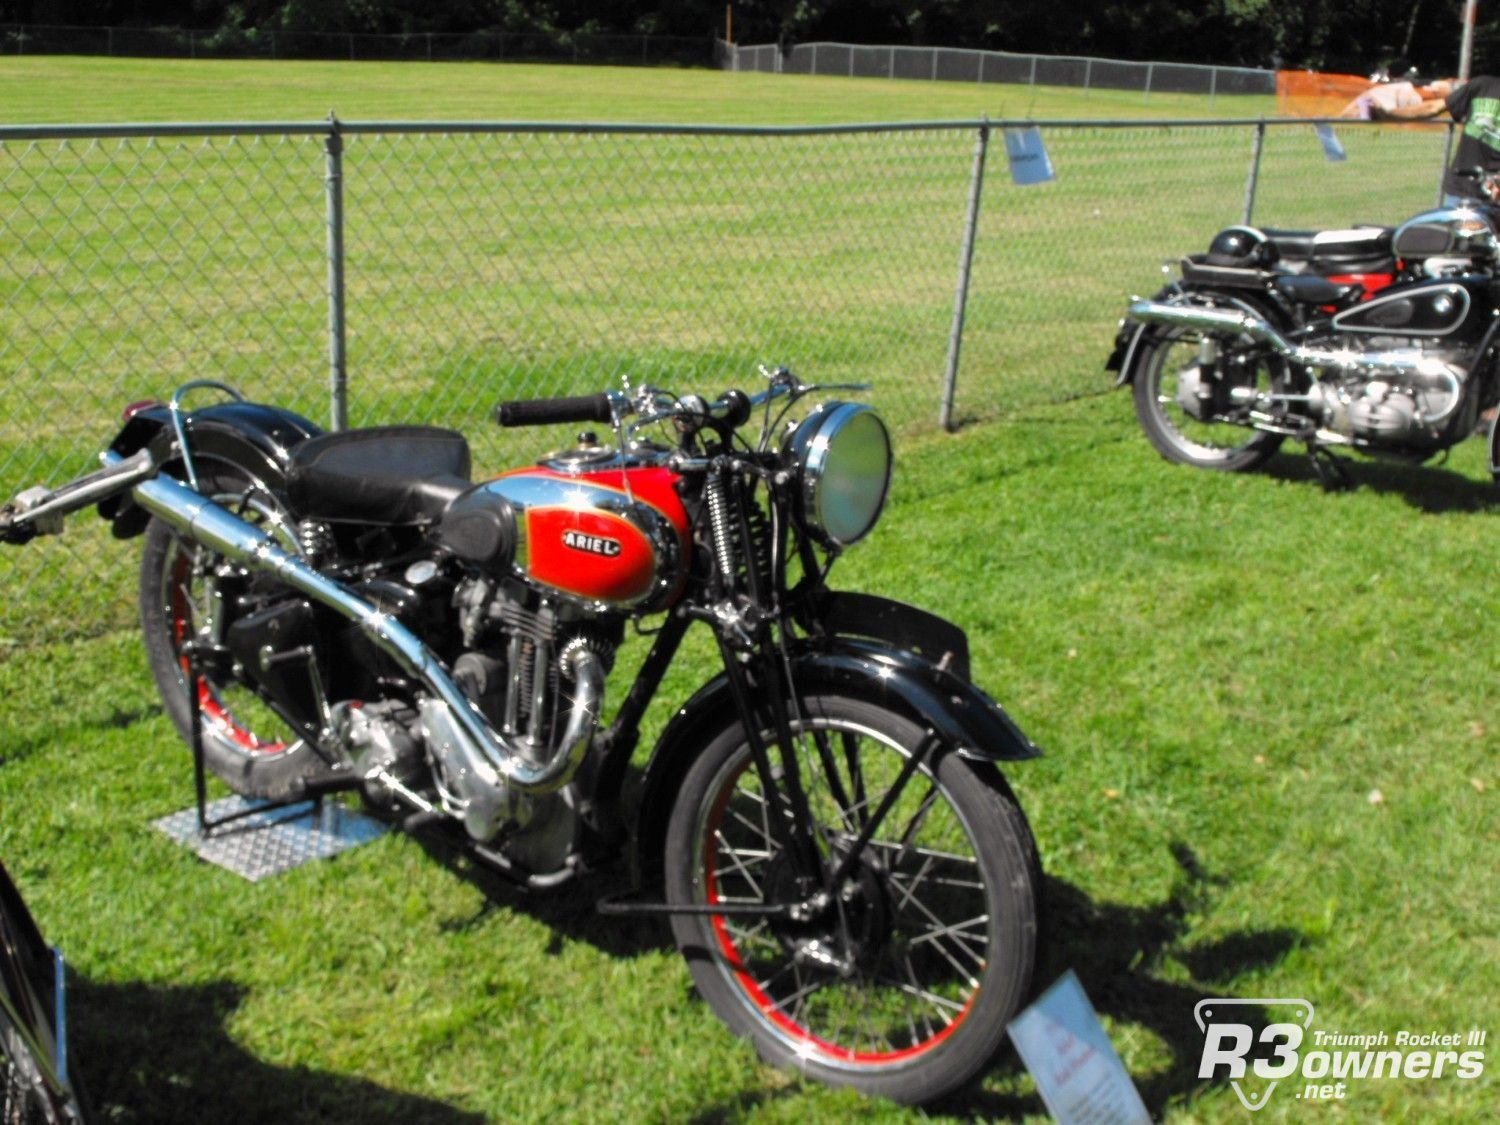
[1127,299,1467,384]
[120,455,601,804]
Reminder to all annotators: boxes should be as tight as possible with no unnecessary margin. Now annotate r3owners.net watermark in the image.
[1195,999,1488,1111]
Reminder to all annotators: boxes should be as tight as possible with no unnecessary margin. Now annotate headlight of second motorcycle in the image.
[784,401,893,549]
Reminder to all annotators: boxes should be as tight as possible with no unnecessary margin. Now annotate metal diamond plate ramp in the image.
[153,796,387,882]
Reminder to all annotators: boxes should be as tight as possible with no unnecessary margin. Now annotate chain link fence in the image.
[724,41,1274,101]
[0,117,1451,645]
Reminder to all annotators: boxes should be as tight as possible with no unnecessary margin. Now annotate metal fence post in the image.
[324,114,349,431]
[1241,120,1266,226]
[940,121,990,432]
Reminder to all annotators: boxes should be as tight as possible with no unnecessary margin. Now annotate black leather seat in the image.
[1263,225,1394,267]
[286,425,472,525]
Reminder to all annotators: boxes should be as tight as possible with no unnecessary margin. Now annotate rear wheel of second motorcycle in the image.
[1130,294,1292,472]
[139,466,333,801]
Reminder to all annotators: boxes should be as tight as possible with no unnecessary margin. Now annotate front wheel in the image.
[1129,293,1293,472]
[664,694,1038,1104]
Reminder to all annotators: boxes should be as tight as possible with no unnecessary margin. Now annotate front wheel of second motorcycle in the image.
[663,694,1038,1104]
[1130,294,1292,472]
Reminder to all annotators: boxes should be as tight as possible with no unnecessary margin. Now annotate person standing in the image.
[1443,75,1500,204]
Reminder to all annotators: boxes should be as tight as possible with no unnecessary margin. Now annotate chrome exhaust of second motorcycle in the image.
[1128,300,1458,414]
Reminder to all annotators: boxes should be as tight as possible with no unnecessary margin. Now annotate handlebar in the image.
[0,449,158,547]
[494,370,870,444]
[494,393,615,428]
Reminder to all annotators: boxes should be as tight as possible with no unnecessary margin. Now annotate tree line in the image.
[4,1,1499,76]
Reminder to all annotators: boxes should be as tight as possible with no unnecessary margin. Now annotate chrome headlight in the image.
[784,401,893,549]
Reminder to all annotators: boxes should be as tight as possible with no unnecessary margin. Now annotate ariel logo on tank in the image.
[562,529,622,557]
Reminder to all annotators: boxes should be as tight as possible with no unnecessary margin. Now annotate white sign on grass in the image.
[1007,970,1151,1124]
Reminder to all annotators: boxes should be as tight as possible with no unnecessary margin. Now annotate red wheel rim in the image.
[699,740,988,1066]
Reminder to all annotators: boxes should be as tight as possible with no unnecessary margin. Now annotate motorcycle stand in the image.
[154,640,384,881]
[1306,444,1353,492]
[181,639,357,837]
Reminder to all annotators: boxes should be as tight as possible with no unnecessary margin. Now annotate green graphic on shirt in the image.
[1463,97,1500,150]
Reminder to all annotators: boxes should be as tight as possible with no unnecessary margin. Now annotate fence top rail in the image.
[0,116,1450,142]
[776,40,1276,78]
[756,40,1272,78]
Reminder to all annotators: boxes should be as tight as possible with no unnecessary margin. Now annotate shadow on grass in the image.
[425,826,1305,1122]
[69,977,485,1125]
[930,841,1303,1122]
[407,824,676,960]
[1262,447,1500,514]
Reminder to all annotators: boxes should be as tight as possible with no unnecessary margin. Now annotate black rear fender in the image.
[1108,282,1182,386]
[1107,318,1151,386]
[102,402,322,537]
[1108,282,1293,388]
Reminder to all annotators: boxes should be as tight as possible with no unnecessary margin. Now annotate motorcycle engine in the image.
[329,570,620,875]
[1304,340,1470,448]
[434,577,619,868]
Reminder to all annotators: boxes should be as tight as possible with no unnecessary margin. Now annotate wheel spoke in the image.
[891,782,940,864]
[807,728,857,829]
[714,832,769,899]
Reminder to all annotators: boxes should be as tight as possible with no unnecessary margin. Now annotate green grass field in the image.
[0,57,1495,1124]
[0,56,1276,124]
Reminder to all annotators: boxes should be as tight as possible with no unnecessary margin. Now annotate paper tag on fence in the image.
[1314,123,1347,162]
[1004,126,1056,185]
[1008,970,1151,1125]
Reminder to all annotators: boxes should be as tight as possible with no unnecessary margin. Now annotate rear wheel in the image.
[1130,293,1293,472]
[664,694,1038,1104]
[139,469,331,800]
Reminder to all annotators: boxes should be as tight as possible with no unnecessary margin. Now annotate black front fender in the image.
[632,630,1041,887]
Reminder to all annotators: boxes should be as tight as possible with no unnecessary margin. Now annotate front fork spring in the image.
[705,471,737,591]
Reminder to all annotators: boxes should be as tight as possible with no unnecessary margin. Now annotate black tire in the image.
[1130,292,1293,472]
[664,694,1038,1104]
[139,468,332,801]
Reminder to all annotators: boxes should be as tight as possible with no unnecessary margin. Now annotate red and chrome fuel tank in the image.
[477,445,690,612]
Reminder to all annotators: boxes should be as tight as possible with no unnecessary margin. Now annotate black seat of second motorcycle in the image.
[287,426,473,525]
[1262,226,1393,262]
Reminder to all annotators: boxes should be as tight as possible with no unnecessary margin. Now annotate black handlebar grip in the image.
[494,393,614,428]
[0,506,36,546]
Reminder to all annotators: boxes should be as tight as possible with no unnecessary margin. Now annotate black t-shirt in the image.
[1444,75,1500,197]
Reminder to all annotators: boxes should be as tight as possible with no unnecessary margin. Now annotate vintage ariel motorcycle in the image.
[1108,199,1500,488]
[0,369,1040,1104]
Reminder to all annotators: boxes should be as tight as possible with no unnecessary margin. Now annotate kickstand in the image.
[1307,446,1353,492]
[183,639,322,838]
